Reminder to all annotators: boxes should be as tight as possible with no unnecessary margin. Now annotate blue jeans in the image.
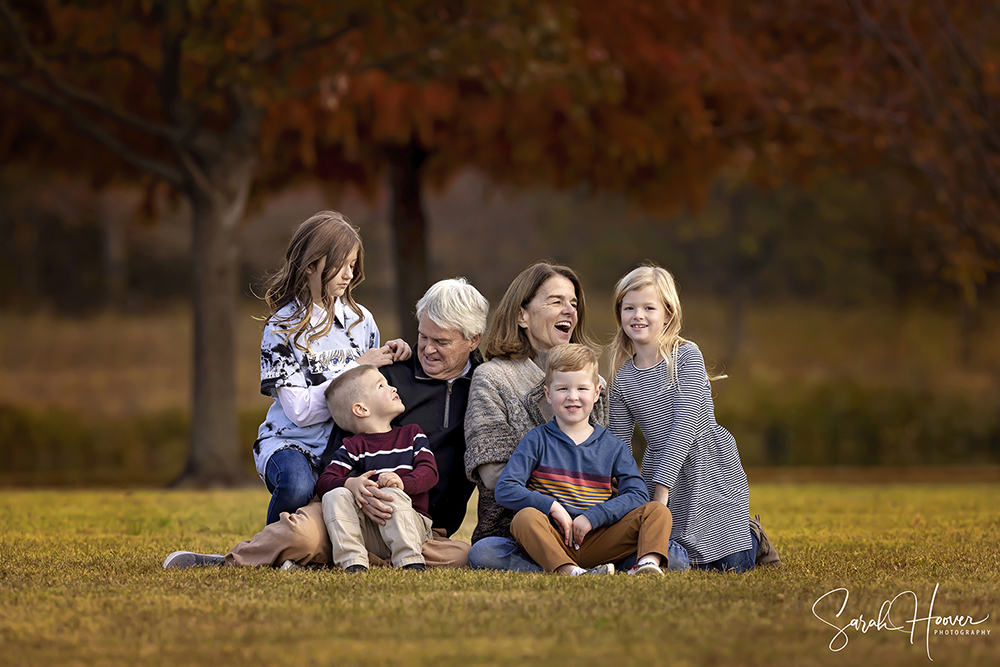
[264,449,316,525]
[469,536,692,572]
[692,530,759,573]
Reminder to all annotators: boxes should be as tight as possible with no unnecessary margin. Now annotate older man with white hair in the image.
[164,277,489,569]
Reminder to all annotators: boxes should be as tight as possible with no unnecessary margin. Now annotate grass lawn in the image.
[1,483,997,667]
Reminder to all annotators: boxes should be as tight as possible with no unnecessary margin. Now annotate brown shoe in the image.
[749,515,781,568]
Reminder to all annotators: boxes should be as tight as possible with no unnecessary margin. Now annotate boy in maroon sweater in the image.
[317,365,439,572]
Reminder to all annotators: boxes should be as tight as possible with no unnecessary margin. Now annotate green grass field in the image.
[2,483,997,667]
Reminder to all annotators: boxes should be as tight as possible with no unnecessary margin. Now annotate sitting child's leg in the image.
[377,486,433,568]
[571,502,674,572]
[632,502,673,571]
[509,507,579,573]
[322,487,371,569]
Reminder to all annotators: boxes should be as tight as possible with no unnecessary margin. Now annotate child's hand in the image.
[549,501,574,547]
[356,345,397,368]
[572,515,593,548]
[377,471,403,490]
[344,470,380,507]
[384,339,412,361]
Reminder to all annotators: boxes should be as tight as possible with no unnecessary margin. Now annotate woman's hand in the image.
[654,484,669,506]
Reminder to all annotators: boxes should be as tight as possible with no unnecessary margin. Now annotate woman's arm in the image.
[464,367,529,488]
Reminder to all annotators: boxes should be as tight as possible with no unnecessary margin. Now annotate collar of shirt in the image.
[307,297,349,329]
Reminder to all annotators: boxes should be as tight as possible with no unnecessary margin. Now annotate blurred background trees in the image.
[1,0,998,486]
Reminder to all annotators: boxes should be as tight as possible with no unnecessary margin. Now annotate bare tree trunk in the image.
[387,141,430,343]
[957,296,981,366]
[99,209,128,311]
[174,145,256,487]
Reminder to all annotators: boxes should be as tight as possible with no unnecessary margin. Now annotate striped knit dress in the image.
[609,343,751,564]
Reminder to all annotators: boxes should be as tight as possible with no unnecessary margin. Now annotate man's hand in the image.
[344,471,395,525]
[572,515,593,548]
[384,339,412,361]
[549,501,574,547]
[377,471,403,490]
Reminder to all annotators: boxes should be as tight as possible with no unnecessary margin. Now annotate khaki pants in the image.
[322,487,432,568]
[225,497,470,568]
[510,502,673,572]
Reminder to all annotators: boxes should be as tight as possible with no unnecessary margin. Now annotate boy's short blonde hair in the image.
[544,344,600,388]
[324,365,379,433]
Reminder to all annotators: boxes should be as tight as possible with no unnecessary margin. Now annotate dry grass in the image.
[1,483,998,667]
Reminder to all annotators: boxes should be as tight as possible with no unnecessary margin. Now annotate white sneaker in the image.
[627,562,663,575]
[582,563,615,576]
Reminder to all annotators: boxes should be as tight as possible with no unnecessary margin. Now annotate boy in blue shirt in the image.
[495,344,672,575]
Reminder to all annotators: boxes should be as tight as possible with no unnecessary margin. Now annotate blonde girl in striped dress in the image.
[607,265,778,571]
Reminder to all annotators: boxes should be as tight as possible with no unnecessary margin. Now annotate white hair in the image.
[415,277,489,340]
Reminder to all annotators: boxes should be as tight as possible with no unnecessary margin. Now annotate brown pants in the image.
[226,498,470,568]
[510,502,673,572]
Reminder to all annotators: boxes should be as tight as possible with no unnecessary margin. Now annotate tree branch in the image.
[48,48,156,81]
[847,0,938,122]
[267,12,370,75]
[356,12,509,79]
[0,0,180,143]
[0,69,184,186]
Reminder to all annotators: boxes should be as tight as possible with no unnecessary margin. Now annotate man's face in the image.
[417,314,480,380]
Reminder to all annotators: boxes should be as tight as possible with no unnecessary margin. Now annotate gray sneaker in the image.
[749,515,781,568]
[162,551,226,569]
[279,559,303,571]
[582,563,615,576]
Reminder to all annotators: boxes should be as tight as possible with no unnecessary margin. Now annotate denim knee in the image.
[692,530,758,573]
[265,449,316,525]
[666,540,691,571]
[468,536,544,573]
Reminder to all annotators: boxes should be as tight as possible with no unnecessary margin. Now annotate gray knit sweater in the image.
[464,355,609,542]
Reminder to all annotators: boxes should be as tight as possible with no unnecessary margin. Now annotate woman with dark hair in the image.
[464,262,689,571]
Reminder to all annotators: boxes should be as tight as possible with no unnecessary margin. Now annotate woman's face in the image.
[517,274,578,353]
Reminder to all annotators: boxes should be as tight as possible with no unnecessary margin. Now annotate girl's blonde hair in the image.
[608,265,692,388]
[263,211,365,350]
